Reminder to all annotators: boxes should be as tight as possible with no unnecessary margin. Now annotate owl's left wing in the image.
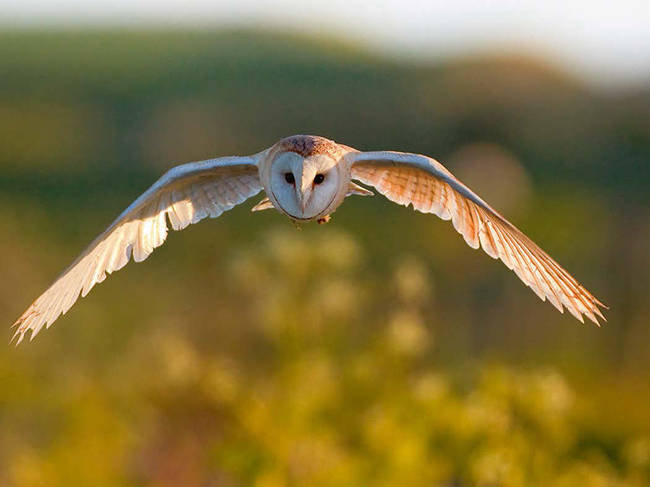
[349,150,606,324]
[12,156,262,344]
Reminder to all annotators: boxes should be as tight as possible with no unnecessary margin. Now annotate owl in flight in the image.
[11,135,606,344]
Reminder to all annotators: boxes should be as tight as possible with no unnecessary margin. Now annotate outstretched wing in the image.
[12,156,263,344]
[349,151,606,324]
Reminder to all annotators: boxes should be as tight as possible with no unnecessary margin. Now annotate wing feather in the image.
[12,157,262,344]
[350,151,606,325]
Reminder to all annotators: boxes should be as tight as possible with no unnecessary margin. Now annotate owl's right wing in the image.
[349,150,607,325]
[12,156,263,344]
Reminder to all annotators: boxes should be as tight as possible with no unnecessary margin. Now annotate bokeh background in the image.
[1,2,650,486]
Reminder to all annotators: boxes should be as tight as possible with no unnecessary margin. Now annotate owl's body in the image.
[11,135,607,344]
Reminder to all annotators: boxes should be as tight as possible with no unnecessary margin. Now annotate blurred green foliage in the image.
[3,232,650,486]
[1,29,650,486]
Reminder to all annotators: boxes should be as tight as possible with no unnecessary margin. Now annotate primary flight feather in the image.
[11,135,606,344]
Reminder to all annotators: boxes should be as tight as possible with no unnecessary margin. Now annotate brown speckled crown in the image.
[278,135,339,158]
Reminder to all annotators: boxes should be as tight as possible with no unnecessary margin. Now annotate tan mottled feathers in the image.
[278,135,345,159]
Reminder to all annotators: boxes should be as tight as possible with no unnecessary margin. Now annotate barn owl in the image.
[11,134,606,344]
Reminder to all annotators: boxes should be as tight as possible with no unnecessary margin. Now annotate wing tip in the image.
[596,299,610,310]
[593,303,607,323]
[9,330,23,347]
[563,299,607,327]
[9,321,28,347]
[10,306,45,346]
[583,293,608,326]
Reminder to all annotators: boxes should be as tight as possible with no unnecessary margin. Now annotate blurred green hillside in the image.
[1,30,649,486]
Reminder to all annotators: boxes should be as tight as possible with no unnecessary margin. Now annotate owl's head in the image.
[268,136,344,220]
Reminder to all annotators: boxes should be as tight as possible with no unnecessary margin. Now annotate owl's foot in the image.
[317,215,331,224]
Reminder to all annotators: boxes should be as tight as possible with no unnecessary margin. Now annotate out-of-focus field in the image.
[1,30,649,486]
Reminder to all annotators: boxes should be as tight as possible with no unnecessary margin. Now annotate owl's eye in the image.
[314,174,325,185]
[285,172,295,184]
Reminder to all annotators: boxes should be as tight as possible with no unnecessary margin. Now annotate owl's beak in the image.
[296,165,314,212]
[298,172,312,212]
[298,186,311,212]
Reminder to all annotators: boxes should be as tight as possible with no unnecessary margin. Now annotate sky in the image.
[2,0,650,89]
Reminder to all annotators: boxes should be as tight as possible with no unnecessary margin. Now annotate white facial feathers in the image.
[267,151,342,220]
